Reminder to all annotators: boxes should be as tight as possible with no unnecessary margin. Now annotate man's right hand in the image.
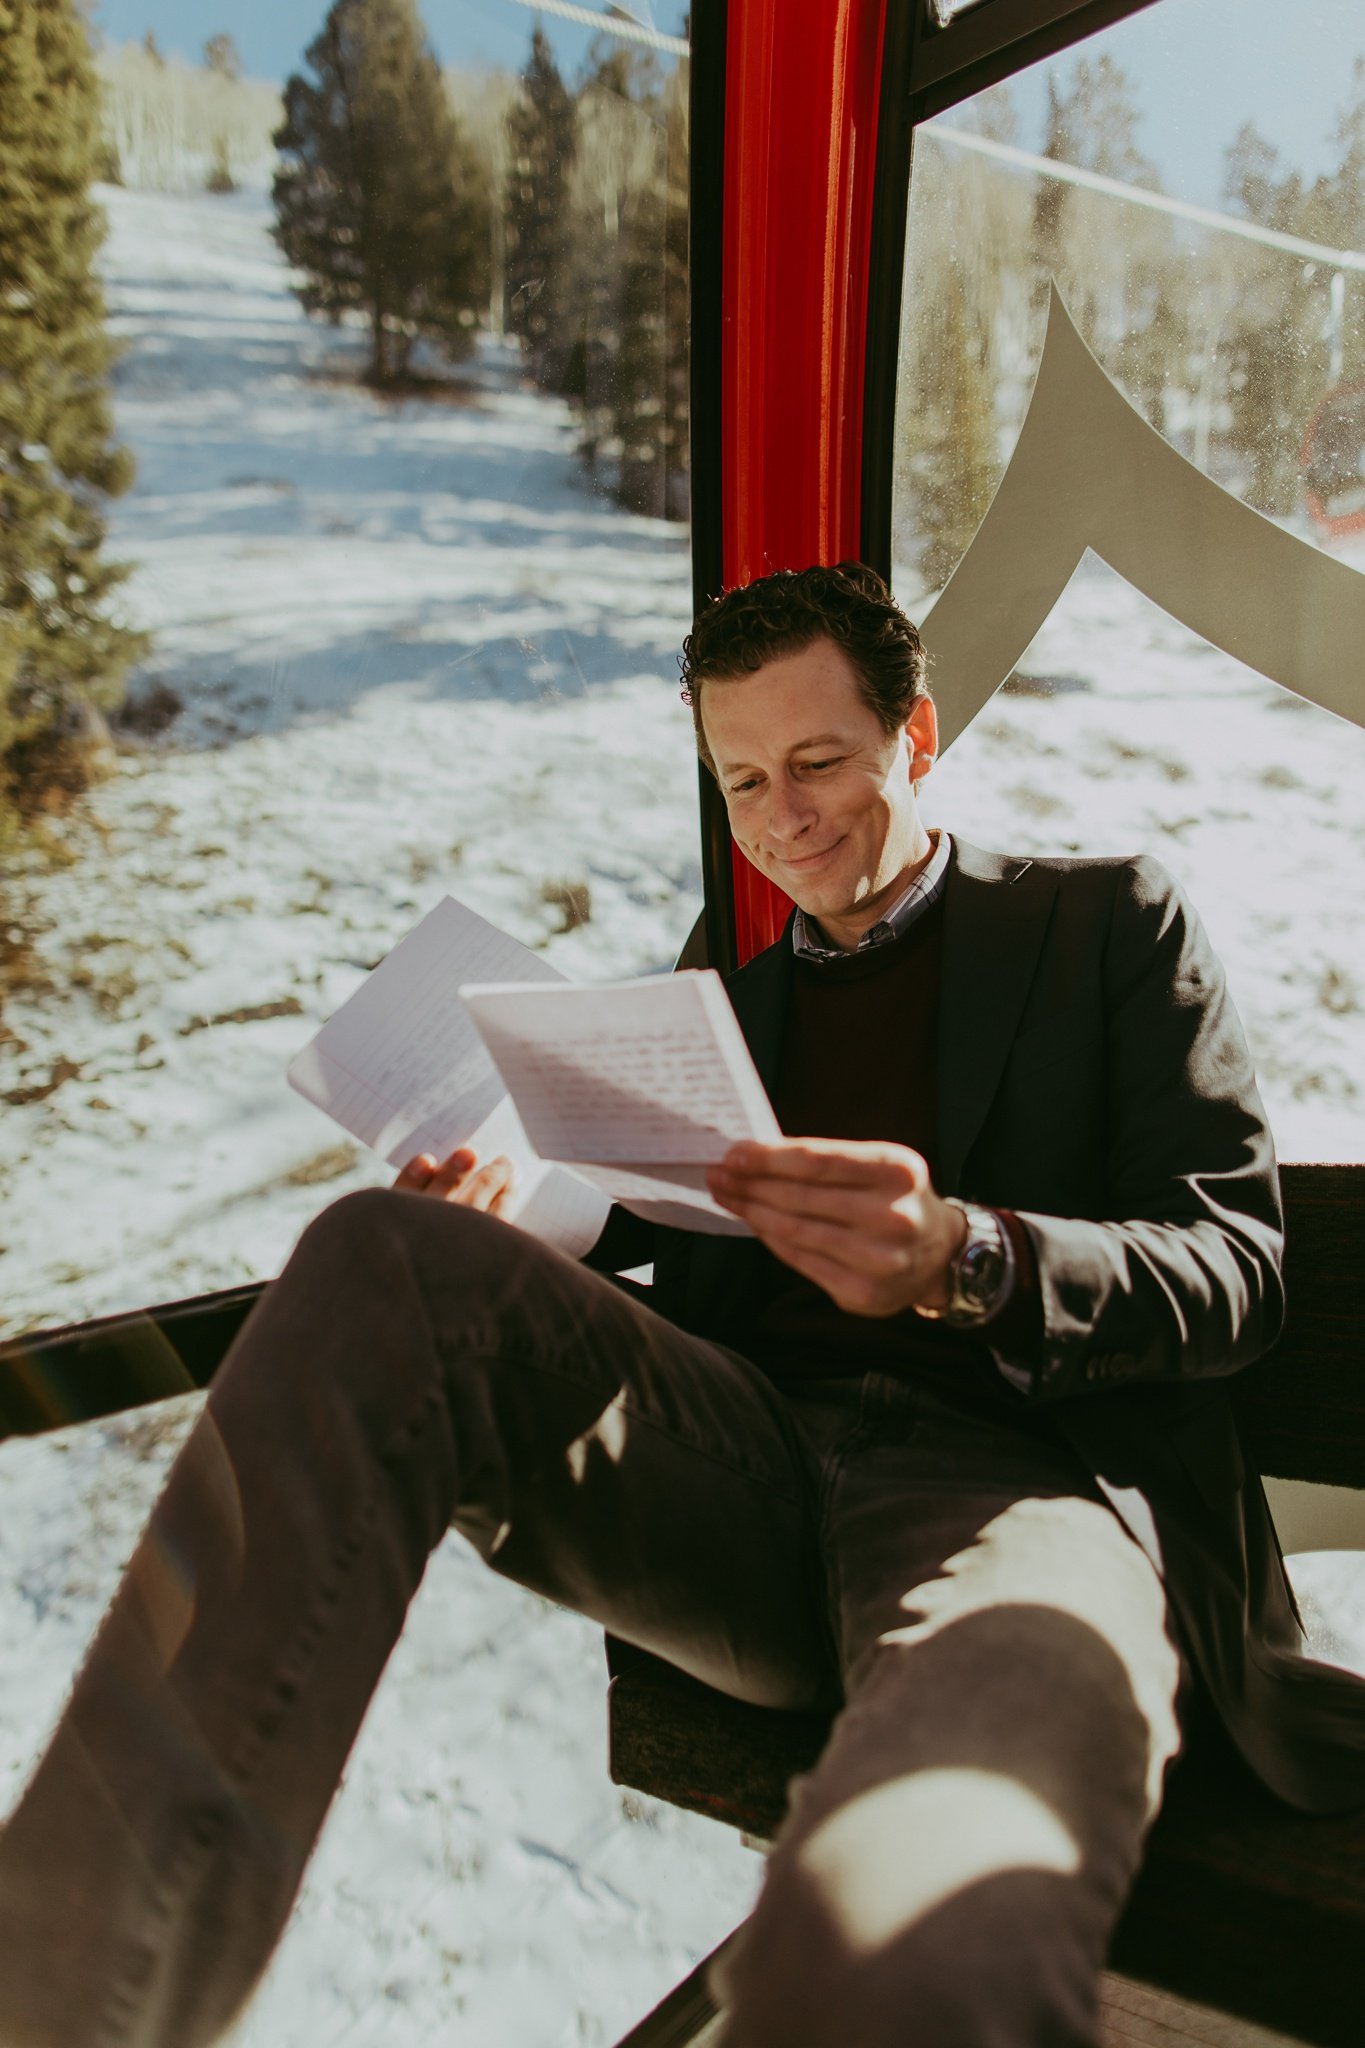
[393,1146,517,1219]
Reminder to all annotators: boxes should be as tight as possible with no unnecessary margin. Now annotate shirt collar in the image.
[792,830,952,963]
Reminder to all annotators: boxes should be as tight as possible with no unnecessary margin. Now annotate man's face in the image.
[699,636,935,947]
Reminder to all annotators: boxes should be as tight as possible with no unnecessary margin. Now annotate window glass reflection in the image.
[894,0,1365,1162]
[2,7,764,2040]
[1,4,700,1339]
[898,0,1365,590]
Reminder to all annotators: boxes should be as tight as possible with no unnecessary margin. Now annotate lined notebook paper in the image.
[287,898,610,1256]
[288,898,772,1246]
[459,974,780,1166]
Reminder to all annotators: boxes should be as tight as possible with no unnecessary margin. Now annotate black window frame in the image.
[0,0,1191,1425]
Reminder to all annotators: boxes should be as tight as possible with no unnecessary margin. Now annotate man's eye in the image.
[802,758,841,773]
[729,778,760,796]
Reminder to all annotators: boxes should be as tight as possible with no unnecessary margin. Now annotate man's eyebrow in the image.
[718,733,851,775]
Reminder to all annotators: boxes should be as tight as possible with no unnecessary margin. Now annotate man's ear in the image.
[905,694,938,786]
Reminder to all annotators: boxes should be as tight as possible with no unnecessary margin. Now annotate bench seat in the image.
[606,1636,1365,2048]
[607,1163,1365,2048]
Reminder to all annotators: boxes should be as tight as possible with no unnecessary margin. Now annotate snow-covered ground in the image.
[0,186,755,2047]
[3,185,1365,2044]
[0,1396,765,2047]
[1,187,707,1338]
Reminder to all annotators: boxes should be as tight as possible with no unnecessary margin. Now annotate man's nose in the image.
[764,777,818,844]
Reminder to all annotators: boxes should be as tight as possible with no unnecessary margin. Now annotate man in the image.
[0,564,1356,2048]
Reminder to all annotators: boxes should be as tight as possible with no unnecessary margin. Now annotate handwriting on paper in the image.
[459,973,780,1166]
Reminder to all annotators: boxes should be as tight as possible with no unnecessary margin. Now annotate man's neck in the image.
[807,829,938,953]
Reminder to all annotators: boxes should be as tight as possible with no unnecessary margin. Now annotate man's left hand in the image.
[706,1138,967,1318]
[393,1146,517,1218]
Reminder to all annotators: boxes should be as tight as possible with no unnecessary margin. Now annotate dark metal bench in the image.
[606,1162,1365,2048]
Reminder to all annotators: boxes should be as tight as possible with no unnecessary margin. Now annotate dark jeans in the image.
[0,1192,1184,2047]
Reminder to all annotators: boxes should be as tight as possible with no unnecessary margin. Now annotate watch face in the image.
[956,1229,1007,1313]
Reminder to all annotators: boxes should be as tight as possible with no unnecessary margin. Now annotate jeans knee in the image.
[282,1189,537,1392]
[712,1882,861,2048]
[291,1185,497,1287]
[291,1183,398,1269]
[715,1868,1099,2048]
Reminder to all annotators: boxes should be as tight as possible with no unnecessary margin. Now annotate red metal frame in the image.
[720,0,890,961]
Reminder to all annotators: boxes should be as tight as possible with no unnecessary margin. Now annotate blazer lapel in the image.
[937,839,1057,1194]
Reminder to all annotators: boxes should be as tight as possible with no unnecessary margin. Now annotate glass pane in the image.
[2,14,762,2043]
[1,3,701,1340]
[893,0,1365,1161]
[0,1397,763,2047]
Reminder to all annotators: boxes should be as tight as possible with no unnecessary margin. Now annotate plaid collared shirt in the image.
[791,830,953,962]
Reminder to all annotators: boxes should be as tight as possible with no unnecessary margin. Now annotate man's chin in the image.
[772,850,849,904]
[784,877,859,926]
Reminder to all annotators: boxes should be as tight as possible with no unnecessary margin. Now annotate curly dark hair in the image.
[679,562,930,775]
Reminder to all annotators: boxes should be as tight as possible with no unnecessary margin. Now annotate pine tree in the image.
[1025,52,1190,447]
[1029,55,1161,337]
[906,261,997,594]
[1310,56,1365,387]
[609,60,688,519]
[505,26,577,388]
[0,0,144,834]
[272,0,489,386]
[557,37,673,504]
[1220,123,1331,516]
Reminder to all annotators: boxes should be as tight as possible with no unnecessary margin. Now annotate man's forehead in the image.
[726,733,852,774]
[702,650,877,753]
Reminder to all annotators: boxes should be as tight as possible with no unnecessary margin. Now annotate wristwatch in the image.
[913,1200,1013,1328]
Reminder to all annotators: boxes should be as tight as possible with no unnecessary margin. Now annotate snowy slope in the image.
[1,187,706,1338]
[0,187,759,2047]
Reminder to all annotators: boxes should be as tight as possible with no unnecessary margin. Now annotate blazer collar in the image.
[936,838,1057,1193]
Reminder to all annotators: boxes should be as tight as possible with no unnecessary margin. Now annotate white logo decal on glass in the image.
[921,290,1365,750]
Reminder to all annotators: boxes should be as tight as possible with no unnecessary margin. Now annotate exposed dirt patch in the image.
[177,996,305,1037]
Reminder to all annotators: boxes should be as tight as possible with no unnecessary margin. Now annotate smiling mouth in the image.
[776,839,844,871]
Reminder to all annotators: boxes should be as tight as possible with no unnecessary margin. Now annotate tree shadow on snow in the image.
[135,607,688,749]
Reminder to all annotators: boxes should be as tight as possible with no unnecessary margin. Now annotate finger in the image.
[455,1156,516,1213]
[721,1138,925,1191]
[710,1169,918,1230]
[393,1152,439,1191]
[426,1147,480,1197]
[738,1201,914,1278]
[705,1168,746,1215]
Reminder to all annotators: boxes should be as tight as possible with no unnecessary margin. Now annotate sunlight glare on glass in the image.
[495,0,689,56]
[928,0,994,25]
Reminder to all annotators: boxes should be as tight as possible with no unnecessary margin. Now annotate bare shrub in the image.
[541,877,592,932]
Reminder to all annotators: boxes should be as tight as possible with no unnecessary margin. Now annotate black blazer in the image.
[595,837,1365,1812]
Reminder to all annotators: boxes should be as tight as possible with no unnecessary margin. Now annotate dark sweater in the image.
[743,897,1042,1391]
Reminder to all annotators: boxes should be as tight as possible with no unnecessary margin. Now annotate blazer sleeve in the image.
[1016,856,1285,1404]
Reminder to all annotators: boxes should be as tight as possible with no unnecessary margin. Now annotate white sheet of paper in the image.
[564,1161,749,1235]
[459,971,782,1167]
[287,898,610,1257]
[287,899,758,1249]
